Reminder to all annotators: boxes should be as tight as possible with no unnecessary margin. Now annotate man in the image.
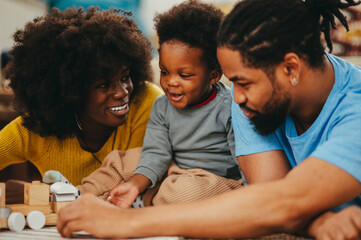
[57,0,361,239]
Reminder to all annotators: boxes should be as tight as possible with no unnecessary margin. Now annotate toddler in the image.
[107,0,243,207]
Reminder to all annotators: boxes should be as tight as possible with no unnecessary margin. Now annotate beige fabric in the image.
[77,148,142,200]
[78,149,243,205]
[151,162,243,206]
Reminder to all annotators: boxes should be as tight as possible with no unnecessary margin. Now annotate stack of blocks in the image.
[0,180,73,231]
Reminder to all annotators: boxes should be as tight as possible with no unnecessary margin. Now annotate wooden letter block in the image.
[50,201,72,213]
[24,181,49,206]
[0,183,5,208]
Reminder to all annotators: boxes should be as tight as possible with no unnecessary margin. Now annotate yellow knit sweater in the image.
[0,82,163,185]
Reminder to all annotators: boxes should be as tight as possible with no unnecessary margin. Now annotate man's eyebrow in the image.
[228,76,246,82]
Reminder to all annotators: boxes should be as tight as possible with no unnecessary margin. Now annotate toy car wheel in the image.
[8,212,25,232]
[27,210,46,230]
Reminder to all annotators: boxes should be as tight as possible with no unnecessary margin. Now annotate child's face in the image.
[159,41,214,108]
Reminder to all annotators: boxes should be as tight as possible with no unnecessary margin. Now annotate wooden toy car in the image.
[0,181,77,232]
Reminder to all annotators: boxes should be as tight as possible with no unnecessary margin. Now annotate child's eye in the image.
[160,70,168,76]
[180,73,193,78]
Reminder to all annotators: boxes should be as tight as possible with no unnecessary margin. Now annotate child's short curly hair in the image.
[154,0,224,70]
[4,7,153,139]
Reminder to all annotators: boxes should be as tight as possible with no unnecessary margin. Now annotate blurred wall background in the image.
[1,0,361,88]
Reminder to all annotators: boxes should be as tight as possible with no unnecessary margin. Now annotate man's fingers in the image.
[57,200,83,236]
[60,219,87,238]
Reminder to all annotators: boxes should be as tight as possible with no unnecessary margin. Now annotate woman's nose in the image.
[112,81,129,98]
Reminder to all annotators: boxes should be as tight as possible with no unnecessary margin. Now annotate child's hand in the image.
[107,174,151,208]
[106,182,139,208]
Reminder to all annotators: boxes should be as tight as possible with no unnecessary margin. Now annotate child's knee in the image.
[152,173,217,205]
[153,171,242,206]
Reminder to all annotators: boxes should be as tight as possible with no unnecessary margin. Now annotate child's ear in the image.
[209,68,222,85]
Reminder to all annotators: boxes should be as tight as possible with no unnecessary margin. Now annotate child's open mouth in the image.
[170,92,184,102]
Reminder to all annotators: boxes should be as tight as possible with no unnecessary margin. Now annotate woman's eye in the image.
[96,83,108,89]
[121,75,131,82]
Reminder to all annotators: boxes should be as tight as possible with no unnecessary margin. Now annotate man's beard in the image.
[240,90,290,136]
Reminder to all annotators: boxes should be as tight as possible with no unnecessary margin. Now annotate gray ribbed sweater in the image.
[134,82,239,187]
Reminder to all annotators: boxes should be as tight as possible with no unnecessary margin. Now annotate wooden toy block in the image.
[0,183,5,208]
[0,217,8,229]
[6,204,51,216]
[24,181,49,206]
[50,201,72,213]
[45,213,57,225]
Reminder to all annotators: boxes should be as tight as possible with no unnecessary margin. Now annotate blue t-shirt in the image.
[232,53,361,211]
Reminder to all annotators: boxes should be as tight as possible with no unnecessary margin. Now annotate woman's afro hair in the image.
[4,7,153,138]
[154,0,224,70]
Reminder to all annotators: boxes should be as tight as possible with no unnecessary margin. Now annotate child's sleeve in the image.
[127,83,163,150]
[134,97,173,188]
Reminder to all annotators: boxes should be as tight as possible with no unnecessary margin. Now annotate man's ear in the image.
[282,53,301,79]
[209,68,223,85]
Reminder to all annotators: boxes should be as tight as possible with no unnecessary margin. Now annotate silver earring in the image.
[75,114,83,131]
[290,76,298,86]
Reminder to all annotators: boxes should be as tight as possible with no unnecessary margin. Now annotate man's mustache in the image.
[239,103,259,115]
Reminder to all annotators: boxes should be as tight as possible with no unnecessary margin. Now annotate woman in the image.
[0,7,162,189]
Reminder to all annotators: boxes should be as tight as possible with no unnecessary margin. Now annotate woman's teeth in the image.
[110,104,127,112]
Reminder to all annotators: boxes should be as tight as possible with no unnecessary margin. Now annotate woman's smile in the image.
[107,103,129,116]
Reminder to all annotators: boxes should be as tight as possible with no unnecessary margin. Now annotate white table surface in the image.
[0,226,182,240]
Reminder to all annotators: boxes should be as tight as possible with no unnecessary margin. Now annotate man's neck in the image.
[292,56,335,135]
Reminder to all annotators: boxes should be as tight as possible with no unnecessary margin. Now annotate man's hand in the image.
[57,193,132,239]
[308,205,361,240]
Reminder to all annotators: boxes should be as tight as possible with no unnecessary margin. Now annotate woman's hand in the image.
[308,205,361,240]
